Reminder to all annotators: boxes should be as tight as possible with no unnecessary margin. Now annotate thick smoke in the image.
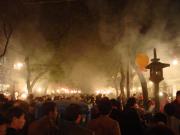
[3,0,180,92]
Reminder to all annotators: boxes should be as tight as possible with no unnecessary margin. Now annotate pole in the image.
[126,47,130,98]
[154,82,160,112]
[127,62,130,98]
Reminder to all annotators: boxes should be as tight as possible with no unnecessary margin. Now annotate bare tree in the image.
[25,56,48,94]
[134,65,148,109]
[120,63,126,102]
[0,20,13,58]
[110,55,126,103]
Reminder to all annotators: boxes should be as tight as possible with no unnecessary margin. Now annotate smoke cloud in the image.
[2,0,180,92]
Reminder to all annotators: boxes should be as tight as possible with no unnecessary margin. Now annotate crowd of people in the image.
[0,90,179,135]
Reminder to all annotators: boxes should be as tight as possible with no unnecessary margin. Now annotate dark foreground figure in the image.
[0,91,180,135]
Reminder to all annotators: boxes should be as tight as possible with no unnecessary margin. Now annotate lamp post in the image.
[146,48,170,112]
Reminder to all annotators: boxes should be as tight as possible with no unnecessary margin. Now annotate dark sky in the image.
[0,0,180,90]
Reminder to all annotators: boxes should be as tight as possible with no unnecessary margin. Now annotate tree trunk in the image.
[25,56,48,95]
[120,66,126,104]
[126,62,130,98]
[135,66,149,110]
[25,56,32,94]
[113,76,119,97]
[0,21,13,58]
[44,85,49,95]
[30,70,47,91]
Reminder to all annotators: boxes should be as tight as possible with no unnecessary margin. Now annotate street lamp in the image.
[146,48,170,112]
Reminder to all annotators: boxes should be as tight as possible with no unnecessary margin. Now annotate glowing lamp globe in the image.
[135,53,149,70]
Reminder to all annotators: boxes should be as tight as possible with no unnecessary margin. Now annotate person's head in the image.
[0,94,6,103]
[27,94,34,103]
[126,97,137,109]
[13,100,29,113]
[152,113,167,125]
[95,95,102,105]
[164,103,175,116]
[146,125,174,135]
[0,114,7,135]
[110,99,121,110]
[42,101,58,120]
[147,100,153,107]
[176,90,180,104]
[28,102,36,114]
[7,107,26,130]
[98,97,112,115]
[64,104,82,124]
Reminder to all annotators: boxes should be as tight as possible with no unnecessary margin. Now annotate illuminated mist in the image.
[0,0,179,95]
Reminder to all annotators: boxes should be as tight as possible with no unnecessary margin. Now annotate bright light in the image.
[95,87,114,95]
[159,92,163,97]
[148,81,153,86]
[77,90,81,94]
[70,90,74,94]
[138,87,141,91]
[56,89,60,93]
[46,90,51,95]
[52,90,55,94]
[173,85,177,97]
[14,62,24,70]
[52,87,82,94]
[96,90,100,94]
[20,93,28,100]
[131,88,136,92]
[168,96,172,100]
[172,59,178,65]
[61,88,70,94]
[5,84,10,88]
[37,87,42,93]
[15,92,19,99]
[4,92,10,97]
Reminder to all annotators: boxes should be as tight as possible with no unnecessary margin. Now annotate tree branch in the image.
[0,21,13,58]
[30,70,48,90]
[23,0,77,5]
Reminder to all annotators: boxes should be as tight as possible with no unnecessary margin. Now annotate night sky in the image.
[0,0,180,91]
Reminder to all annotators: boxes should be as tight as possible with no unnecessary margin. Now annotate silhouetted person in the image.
[27,102,36,124]
[151,112,167,125]
[87,97,121,135]
[59,103,94,135]
[121,97,143,135]
[90,95,102,119]
[109,99,123,128]
[0,114,7,135]
[172,91,180,119]
[164,103,180,135]
[6,107,26,135]
[145,125,174,135]
[28,101,59,135]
